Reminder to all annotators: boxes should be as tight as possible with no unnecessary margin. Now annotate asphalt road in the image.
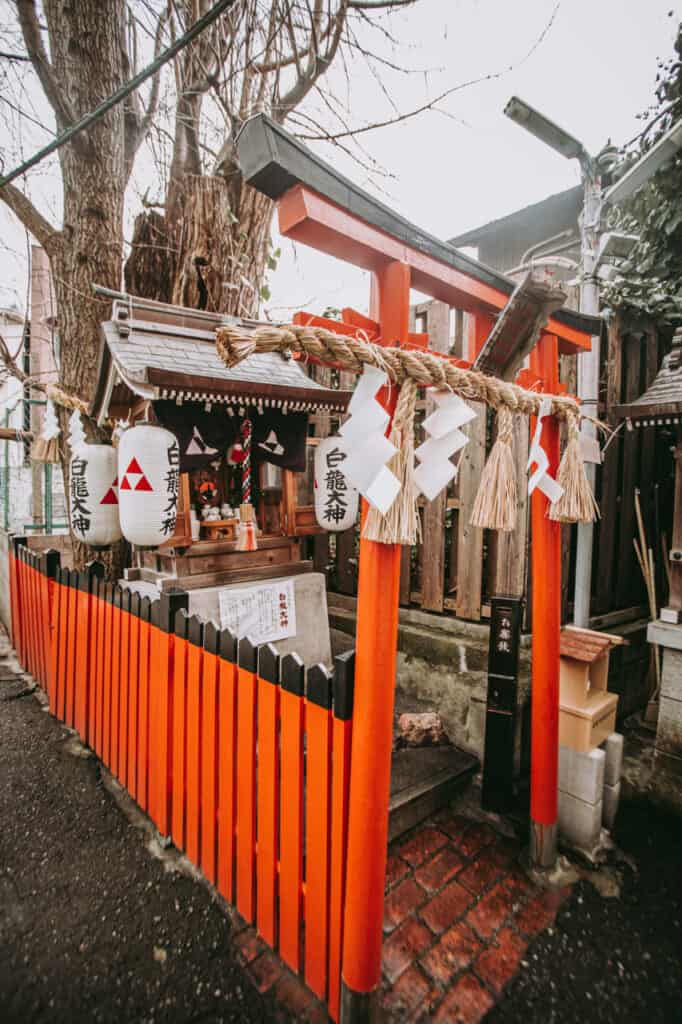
[0,659,272,1024]
[487,798,682,1023]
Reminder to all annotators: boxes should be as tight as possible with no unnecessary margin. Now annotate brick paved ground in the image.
[380,811,570,1022]
[232,807,570,1023]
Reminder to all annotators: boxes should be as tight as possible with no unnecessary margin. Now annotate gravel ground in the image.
[0,665,272,1024]
[487,798,682,1024]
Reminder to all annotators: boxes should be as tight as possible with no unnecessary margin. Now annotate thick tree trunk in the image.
[43,0,131,573]
[125,168,273,319]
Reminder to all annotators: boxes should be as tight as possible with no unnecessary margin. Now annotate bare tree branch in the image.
[0,51,32,62]
[0,182,61,255]
[16,0,81,135]
[348,0,418,7]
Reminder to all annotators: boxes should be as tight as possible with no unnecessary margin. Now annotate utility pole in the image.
[573,174,602,627]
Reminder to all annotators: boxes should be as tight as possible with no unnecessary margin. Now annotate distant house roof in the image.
[448,186,583,249]
[92,292,351,423]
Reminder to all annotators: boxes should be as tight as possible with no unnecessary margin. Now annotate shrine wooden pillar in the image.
[340,261,410,1021]
[529,333,561,867]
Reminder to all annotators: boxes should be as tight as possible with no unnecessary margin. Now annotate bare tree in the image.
[124,0,423,317]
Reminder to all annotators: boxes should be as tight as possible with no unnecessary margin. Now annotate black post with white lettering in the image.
[481,595,523,813]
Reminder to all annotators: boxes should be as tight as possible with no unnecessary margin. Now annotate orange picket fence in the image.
[8,538,356,1019]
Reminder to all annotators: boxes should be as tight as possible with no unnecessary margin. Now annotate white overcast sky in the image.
[0,0,679,319]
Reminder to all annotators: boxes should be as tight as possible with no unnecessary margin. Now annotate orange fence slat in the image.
[137,597,152,813]
[74,570,96,740]
[48,571,63,717]
[171,609,189,852]
[111,587,124,775]
[55,568,70,722]
[185,616,204,867]
[279,654,305,974]
[236,638,258,923]
[118,589,132,785]
[328,651,355,1022]
[201,623,220,886]
[256,644,280,950]
[101,584,115,768]
[304,665,334,1001]
[64,570,78,729]
[217,630,238,905]
[92,580,106,758]
[148,592,187,837]
[127,593,141,800]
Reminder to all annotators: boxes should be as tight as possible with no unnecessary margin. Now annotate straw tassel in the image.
[549,412,600,523]
[30,436,60,464]
[362,378,421,545]
[470,406,517,532]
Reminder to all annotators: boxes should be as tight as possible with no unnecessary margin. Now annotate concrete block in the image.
[655,695,682,758]
[659,648,682,702]
[558,789,604,851]
[602,780,621,831]
[558,745,605,805]
[601,732,624,787]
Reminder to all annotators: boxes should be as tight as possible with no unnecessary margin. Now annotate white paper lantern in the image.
[314,436,359,532]
[118,425,180,548]
[69,445,122,548]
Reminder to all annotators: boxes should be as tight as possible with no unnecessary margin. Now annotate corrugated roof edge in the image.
[448,186,583,248]
[235,115,599,338]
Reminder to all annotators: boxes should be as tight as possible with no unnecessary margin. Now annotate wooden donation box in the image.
[559,627,624,752]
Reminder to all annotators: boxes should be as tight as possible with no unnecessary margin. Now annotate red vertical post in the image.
[341,261,410,1020]
[529,333,561,868]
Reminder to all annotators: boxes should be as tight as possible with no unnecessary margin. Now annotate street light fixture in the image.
[504,95,599,633]
[504,96,593,174]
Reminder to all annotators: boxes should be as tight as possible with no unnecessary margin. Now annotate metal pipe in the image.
[521,228,575,266]
[573,177,602,627]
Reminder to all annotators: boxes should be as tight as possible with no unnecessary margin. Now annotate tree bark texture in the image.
[126,170,273,318]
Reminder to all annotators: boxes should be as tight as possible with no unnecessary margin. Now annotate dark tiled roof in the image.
[614,329,682,422]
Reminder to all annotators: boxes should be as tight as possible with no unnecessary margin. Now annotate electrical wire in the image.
[0,0,238,189]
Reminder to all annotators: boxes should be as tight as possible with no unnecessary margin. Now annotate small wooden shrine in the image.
[91,290,352,587]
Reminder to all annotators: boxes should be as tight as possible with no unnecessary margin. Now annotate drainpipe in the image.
[573,176,602,627]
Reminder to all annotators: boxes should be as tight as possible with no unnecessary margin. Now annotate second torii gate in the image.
[237,114,598,1020]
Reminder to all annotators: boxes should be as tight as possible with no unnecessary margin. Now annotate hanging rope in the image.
[215,322,591,424]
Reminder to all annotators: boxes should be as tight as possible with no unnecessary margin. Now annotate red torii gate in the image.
[237,115,596,1020]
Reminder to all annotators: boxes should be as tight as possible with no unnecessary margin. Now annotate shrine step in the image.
[389,746,478,843]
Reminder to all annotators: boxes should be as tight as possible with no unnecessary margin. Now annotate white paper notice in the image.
[218,580,297,645]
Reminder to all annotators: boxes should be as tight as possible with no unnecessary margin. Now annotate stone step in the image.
[389,745,478,842]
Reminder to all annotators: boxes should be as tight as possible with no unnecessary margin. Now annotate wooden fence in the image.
[8,538,355,1021]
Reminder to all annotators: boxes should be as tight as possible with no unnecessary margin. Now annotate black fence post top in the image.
[307,663,333,709]
[238,636,257,672]
[281,652,305,696]
[258,643,279,684]
[219,627,237,663]
[333,649,355,721]
[160,588,189,633]
[204,620,220,655]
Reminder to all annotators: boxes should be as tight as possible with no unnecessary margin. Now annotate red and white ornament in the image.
[117,425,180,547]
[69,445,121,548]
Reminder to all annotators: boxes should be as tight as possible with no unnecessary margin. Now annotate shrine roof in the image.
[92,291,351,423]
[236,115,600,342]
[614,327,682,424]
[560,626,624,662]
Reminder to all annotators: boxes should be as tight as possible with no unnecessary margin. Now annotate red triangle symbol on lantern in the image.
[120,476,132,490]
[126,457,143,475]
[100,487,118,505]
[135,475,153,492]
